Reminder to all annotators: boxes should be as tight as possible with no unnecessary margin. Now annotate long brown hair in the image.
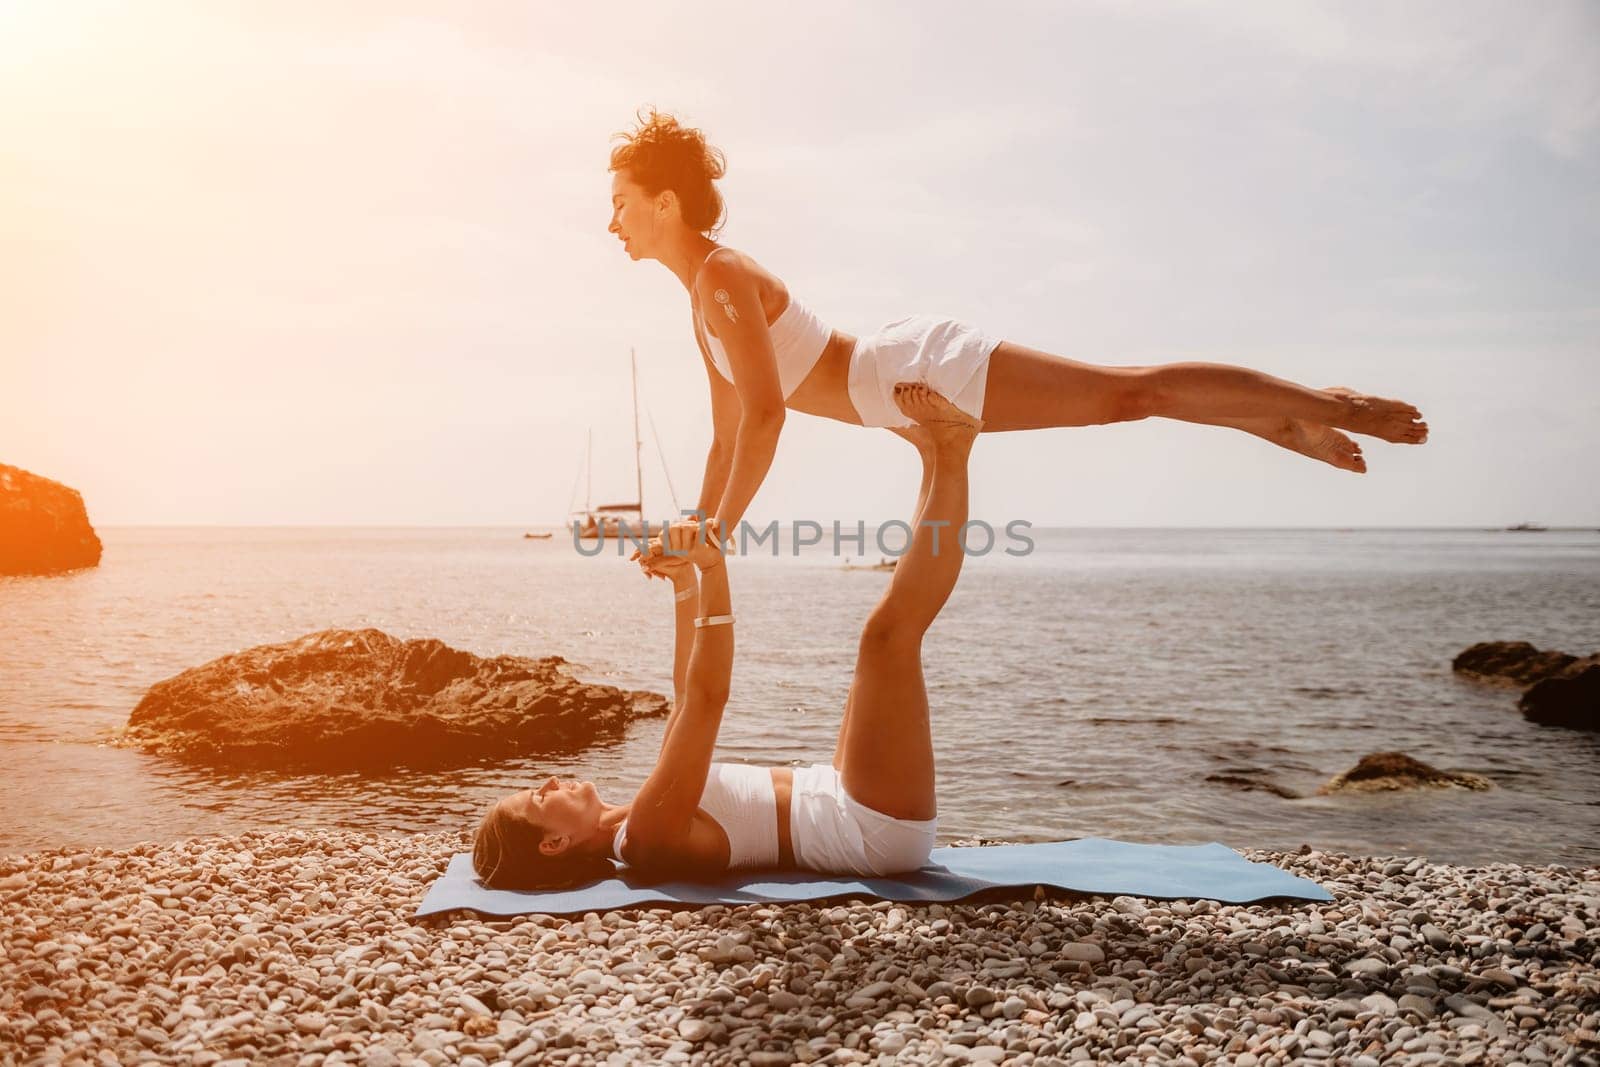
[471,798,617,891]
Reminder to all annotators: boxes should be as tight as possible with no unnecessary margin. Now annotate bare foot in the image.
[1324,386,1428,444]
[1284,418,1366,474]
[892,381,983,447]
[886,424,934,455]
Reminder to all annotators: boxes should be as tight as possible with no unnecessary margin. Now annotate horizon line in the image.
[96,523,1600,532]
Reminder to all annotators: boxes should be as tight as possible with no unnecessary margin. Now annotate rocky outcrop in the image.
[1318,752,1491,795]
[1451,641,1576,687]
[120,628,669,771]
[0,464,102,576]
[1453,641,1598,731]
[1519,655,1600,732]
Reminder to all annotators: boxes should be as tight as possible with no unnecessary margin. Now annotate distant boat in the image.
[574,511,635,539]
[523,532,553,540]
[569,349,678,541]
[843,556,898,571]
[1506,522,1548,532]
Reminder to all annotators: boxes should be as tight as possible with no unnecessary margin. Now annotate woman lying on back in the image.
[473,384,983,889]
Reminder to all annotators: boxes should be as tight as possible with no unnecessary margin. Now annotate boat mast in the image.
[586,428,593,512]
[631,347,643,518]
[647,409,680,514]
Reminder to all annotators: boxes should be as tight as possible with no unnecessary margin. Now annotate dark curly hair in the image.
[471,797,617,891]
[609,107,727,235]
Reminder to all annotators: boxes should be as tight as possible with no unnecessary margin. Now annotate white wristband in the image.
[694,614,735,628]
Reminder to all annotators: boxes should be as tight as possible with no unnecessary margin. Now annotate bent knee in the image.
[1105,369,1163,423]
[858,607,923,653]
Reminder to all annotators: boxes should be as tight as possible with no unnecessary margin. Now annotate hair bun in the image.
[610,108,727,235]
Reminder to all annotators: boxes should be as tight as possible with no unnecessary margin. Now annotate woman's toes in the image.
[892,381,927,422]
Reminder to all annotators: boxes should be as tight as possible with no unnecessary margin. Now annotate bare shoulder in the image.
[626,836,723,883]
[626,845,694,883]
[695,245,769,303]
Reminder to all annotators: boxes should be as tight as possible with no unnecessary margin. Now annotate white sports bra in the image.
[611,761,779,870]
[695,248,832,399]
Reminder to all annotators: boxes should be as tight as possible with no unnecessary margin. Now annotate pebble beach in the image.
[3,831,1597,1067]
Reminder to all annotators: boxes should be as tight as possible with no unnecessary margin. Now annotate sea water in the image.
[2,526,1596,866]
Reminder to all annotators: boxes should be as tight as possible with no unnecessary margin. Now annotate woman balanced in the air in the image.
[607,109,1428,536]
[475,384,982,888]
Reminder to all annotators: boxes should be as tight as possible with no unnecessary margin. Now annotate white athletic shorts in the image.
[789,762,937,876]
[846,314,1002,428]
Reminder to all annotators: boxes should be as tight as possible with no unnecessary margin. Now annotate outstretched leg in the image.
[832,382,978,822]
[979,341,1428,450]
[1185,413,1367,474]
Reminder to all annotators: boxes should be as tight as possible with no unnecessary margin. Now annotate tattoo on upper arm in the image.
[713,288,739,324]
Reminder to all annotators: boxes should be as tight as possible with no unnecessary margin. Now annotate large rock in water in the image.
[0,464,103,576]
[1519,655,1600,732]
[120,628,669,771]
[1451,641,1576,687]
[1318,751,1491,795]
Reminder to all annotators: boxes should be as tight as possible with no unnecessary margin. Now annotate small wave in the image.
[1472,765,1535,778]
[1208,740,1299,758]
[1085,716,1183,726]
[1291,685,1368,699]
[1050,778,1140,791]
[1204,772,1301,799]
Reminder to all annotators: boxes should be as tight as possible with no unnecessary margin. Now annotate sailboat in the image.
[571,419,639,540]
[570,349,678,540]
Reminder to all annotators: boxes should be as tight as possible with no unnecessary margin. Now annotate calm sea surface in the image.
[2,526,1597,867]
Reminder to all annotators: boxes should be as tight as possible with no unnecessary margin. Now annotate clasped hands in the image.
[630,517,729,583]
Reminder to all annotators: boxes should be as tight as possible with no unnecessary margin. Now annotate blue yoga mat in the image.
[416,838,1331,918]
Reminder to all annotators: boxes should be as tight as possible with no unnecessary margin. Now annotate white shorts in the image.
[846,315,1002,428]
[789,763,937,877]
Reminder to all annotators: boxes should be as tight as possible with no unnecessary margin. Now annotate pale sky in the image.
[3,1,1597,527]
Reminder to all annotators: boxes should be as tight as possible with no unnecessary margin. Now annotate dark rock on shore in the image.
[1452,641,1598,731]
[119,628,669,771]
[1318,751,1491,795]
[0,464,103,576]
[1451,641,1576,687]
[1519,655,1600,732]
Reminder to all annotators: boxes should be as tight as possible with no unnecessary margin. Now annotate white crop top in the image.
[695,248,832,399]
[611,762,779,870]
